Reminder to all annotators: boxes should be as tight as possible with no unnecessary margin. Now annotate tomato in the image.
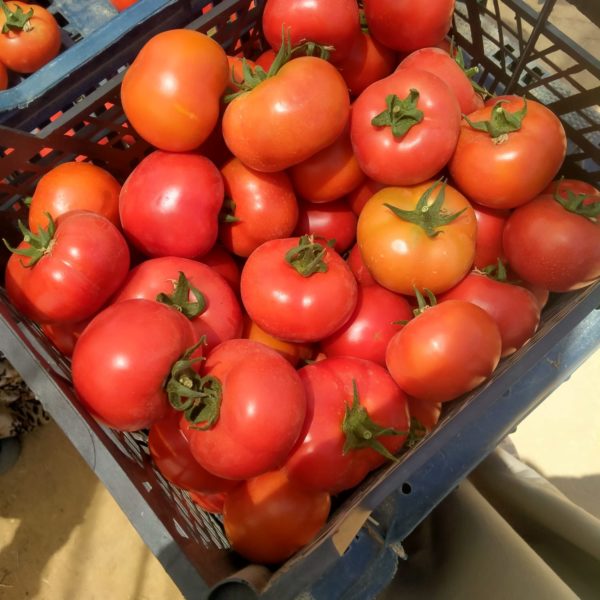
[346,178,385,215]
[363,0,455,53]
[255,49,276,71]
[222,54,350,172]
[320,284,412,366]
[544,179,600,199]
[197,106,232,168]
[41,319,89,357]
[386,299,502,403]
[294,199,357,253]
[503,194,600,292]
[335,30,397,97]
[189,490,229,514]
[5,211,130,324]
[357,181,477,295]
[200,244,241,295]
[439,271,540,357]
[284,356,409,493]
[262,0,360,63]
[0,2,60,73]
[289,124,365,203]
[226,55,256,93]
[449,96,567,208]
[407,396,441,433]
[219,158,298,257]
[119,151,223,259]
[148,410,238,494]
[472,203,510,270]
[0,61,7,90]
[72,299,198,431]
[112,257,243,352]
[351,68,461,185]
[121,29,228,152]
[182,339,306,480]
[28,162,121,233]
[224,468,330,564]
[241,236,358,342]
[110,0,138,10]
[346,243,377,286]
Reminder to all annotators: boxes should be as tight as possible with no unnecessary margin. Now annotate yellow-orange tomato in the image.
[121,29,228,152]
[357,181,476,295]
[28,162,121,232]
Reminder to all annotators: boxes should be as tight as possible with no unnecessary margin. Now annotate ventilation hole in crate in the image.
[172,519,190,540]
[51,11,70,29]
[401,482,412,495]
[142,481,152,493]
[521,65,545,86]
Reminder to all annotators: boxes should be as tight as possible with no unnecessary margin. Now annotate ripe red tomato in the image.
[28,162,121,233]
[241,236,358,342]
[407,396,441,433]
[189,490,229,514]
[503,194,600,292]
[121,29,228,151]
[119,151,223,259]
[544,179,599,199]
[357,181,477,295]
[0,61,8,90]
[386,299,502,403]
[449,96,567,208]
[226,55,256,92]
[472,203,510,270]
[182,339,306,480]
[284,356,410,493]
[346,178,385,215]
[320,284,412,365]
[111,257,243,352]
[0,1,60,73]
[41,319,89,357]
[200,244,241,295]
[346,243,377,286]
[224,469,330,564]
[351,68,461,185]
[72,299,197,431]
[5,211,130,324]
[219,158,298,257]
[363,0,455,53]
[110,0,138,10]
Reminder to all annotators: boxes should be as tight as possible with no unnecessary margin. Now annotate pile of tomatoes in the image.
[4,0,600,566]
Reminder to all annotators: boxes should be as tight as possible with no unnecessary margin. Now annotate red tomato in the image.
[544,179,600,199]
[351,69,461,185]
[0,61,8,90]
[197,106,232,168]
[110,0,138,10]
[284,356,410,493]
[119,151,223,259]
[5,211,130,324]
[503,194,600,292]
[0,1,60,73]
[226,55,256,92]
[189,490,229,514]
[472,203,510,270]
[219,158,298,257]
[200,244,241,295]
[121,30,228,151]
[320,284,412,366]
[41,319,89,357]
[28,162,121,233]
[363,0,455,53]
[294,199,357,253]
[182,339,306,480]
[386,299,502,403]
[72,299,197,431]
[449,96,567,208]
[262,0,360,63]
[112,257,243,352]
[347,243,377,286]
[346,178,385,215]
[241,236,358,342]
[407,396,441,433]
[224,469,330,564]
[255,48,276,71]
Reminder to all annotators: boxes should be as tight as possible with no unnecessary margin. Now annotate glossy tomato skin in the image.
[72,299,197,431]
[255,49,276,71]
[347,243,377,286]
[364,0,455,53]
[222,56,350,172]
[351,69,461,185]
[5,211,130,324]
[386,300,502,403]
[224,469,330,564]
[544,179,600,199]
[121,29,228,152]
[241,237,358,342]
[119,151,223,259]
[200,244,241,295]
[189,490,230,514]
[439,272,540,357]
[472,203,510,270]
[357,182,477,295]
[219,158,298,257]
[284,357,410,493]
[182,339,306,480]
[111,257,242,352]
[407,396,441,433]
[0,2,60,73]
[110,0,138,10]
[503,194,600,292]
[320,284,412,365]
[28,162,121,232]
[347,178,385,215]
[449,97,567,208]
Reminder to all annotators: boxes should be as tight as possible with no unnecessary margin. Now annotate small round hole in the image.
[401,482,412,495]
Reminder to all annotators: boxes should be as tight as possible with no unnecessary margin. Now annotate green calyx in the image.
[166,340,222,430]
[384,179,466,238]
[2,212,56,268]
[464,98,528,142]
[480,259,508,282]
[219,198,240,224]
[1,1,33,33]
[342,380,406,461]
[285,235,330,277]
[554,189,600,220]
[156,272,206,320]
[453,44,493,99]
[406,417,427,449]
[371,90,424,138]
[412,286,437,317]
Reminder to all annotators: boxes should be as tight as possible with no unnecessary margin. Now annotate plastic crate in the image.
[0,0,599,598]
